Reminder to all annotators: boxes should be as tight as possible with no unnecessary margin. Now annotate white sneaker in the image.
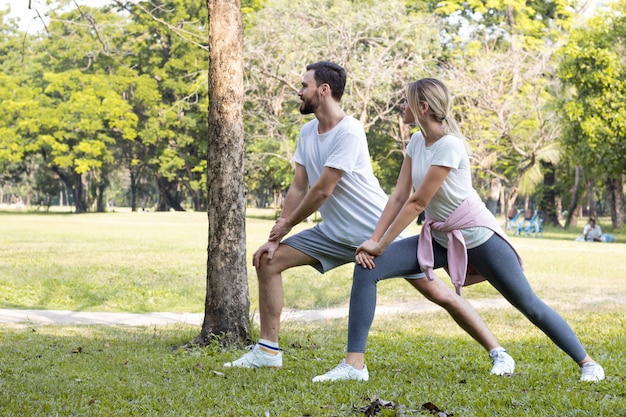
[312,360,369,382]
[489,350,515,375]
[223,345,282,368]
[580,362,604,382]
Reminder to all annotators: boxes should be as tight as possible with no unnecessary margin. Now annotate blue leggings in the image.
[347,234,587,363]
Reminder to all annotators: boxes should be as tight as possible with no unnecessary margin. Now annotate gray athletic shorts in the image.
[282,225,425,279]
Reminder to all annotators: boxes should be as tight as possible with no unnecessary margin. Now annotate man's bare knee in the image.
[256,256,286,280]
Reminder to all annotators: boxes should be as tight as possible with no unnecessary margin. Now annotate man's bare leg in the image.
[341,277,499,371]
[255,244,317,343]
[224,244,317,368]
[405,276,500,351]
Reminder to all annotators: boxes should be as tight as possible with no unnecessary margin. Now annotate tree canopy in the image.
[0,0,623,225]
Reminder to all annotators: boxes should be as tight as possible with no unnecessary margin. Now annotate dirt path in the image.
[0,298,514,326]
[2,295,622,327]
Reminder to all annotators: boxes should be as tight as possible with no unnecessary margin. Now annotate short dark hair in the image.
[306,61,346,101]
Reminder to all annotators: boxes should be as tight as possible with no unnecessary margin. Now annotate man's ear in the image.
[320,83,331,97]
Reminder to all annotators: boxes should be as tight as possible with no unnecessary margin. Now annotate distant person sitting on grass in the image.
[223,61,515,378]
[575,217,615,242]
[577,218,603,242]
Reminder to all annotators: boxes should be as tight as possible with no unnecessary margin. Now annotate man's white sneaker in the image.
[489,350,515,375]
[312,360,369,382]
[580,362,604,382]
[223,345,282,368]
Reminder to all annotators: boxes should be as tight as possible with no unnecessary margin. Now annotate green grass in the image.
[2,209,624,312]
[0,210,625,416]
[1,311,624,416]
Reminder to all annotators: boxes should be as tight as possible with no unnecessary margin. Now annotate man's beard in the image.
[299,98,318,115]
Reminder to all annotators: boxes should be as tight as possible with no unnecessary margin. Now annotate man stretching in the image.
[224,61,514,381]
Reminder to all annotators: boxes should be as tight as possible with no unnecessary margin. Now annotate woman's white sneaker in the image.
[312,360,369,382]
[580,362,604,382]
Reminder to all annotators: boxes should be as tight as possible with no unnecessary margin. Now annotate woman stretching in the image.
[313,78,605,383]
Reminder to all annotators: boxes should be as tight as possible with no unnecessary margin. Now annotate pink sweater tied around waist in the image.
[417,193,523,295]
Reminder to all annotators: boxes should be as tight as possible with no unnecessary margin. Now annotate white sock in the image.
[489,347,506,356]
[258,338,279,355]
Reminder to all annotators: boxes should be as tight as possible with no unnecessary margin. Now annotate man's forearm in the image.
[282,187,328,227]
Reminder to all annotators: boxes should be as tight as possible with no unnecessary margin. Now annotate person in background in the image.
[313,77,605,383]
[224,62,514,378]
[577,218,603,242]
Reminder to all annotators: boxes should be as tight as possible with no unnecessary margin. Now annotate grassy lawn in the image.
[0,209,625,416]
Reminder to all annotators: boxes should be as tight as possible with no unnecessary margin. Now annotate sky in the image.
[0,0,51,33]
[1,0,611,33]
[0,0,112,33]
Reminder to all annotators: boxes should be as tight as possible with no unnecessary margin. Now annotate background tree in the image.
[115,0,209,211]
[194,0,249,346]
[433,0,573,222]
[242,0,440,203]
[556,1,626,229]
[1,0,623,225]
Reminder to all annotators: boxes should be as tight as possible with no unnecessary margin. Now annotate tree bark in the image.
[606,176,624,229]
[565,166,582,229]
[130,171,137,212]
[194,0,249,347]
[54,169,86,213]
[540,161,559,227]
[485,177,500,215]
[156,176,185,211]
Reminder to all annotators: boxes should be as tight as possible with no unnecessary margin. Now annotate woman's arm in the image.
[369,156,414,242]
[359,164,451,256]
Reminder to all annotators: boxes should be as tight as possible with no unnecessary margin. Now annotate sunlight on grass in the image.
[1,211,626,315]
[0,309,624,416]
[0,210,624,416]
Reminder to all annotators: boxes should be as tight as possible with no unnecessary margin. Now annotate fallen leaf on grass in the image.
[422,401,454,416]
[355,398,396,416]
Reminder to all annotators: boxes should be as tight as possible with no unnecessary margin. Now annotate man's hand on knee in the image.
[253,240,280,268]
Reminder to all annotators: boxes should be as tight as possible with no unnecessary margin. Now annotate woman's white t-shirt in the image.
[406,132,493,249]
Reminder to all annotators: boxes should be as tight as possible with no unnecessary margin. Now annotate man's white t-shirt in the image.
[406,132,493,249]
[292,116,392,246]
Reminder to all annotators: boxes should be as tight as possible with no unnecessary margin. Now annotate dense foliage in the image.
[0,0,624,224]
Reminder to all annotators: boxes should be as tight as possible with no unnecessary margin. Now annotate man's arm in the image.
[279,163,309,221]
[269,165,344,242]
[252,164,310,267]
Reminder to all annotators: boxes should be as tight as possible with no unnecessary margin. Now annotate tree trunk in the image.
[565,166,582,228]
[73,176,86,213]
[540,161,559,227]
[485,177,500,215]
[97,182,106,212]
[54,169,87,213]
[194,0,249,347]
[579,178,599,221]
[156,176,185,211]
[505,185,519,216]
[130,171,137,212]
[95,168,109,213]
[606,175,624,229]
